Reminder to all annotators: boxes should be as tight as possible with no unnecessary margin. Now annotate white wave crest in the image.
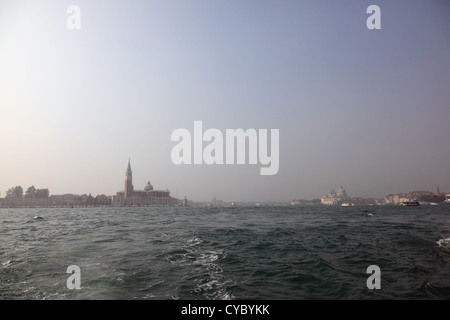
[437,238,450,247]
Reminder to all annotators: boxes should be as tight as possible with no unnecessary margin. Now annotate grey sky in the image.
[0,0,449,202]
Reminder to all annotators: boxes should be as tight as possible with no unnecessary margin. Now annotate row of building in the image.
[384,188,448,205]
[0,160,186,208]
[291,186,450,206]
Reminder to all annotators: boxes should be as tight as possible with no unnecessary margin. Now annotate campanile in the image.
[124,158,134,200]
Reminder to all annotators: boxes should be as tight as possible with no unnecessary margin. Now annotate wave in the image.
[1,205,450,299]
[437,237,450,248]
[420,280,450,300]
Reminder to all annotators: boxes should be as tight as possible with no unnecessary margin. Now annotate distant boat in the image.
[445,194,450,204]
[400,201,420,206]
[341,203,353,207]
[230,202,236,207]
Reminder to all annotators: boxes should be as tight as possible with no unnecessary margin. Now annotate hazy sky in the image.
[0,0,449,202]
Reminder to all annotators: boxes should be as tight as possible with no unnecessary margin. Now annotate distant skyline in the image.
[1,0,449,202]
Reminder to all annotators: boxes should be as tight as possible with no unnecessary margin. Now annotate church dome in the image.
[337,186,348,199]
[144,181,153,191]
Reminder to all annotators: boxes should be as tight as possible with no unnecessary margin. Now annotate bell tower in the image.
[124,158,134,200]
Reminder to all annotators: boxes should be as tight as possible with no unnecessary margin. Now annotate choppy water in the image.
[1,205,450,300]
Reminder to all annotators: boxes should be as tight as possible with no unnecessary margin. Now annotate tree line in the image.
[4,186,49,199]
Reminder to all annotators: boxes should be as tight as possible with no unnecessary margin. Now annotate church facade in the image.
[113,159,179,206]
[321,186,350,205]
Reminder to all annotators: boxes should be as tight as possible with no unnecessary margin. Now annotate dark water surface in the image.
[1,205,450,299]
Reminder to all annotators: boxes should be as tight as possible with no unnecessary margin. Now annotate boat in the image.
[400,201,420,206]
[445,194,450,204]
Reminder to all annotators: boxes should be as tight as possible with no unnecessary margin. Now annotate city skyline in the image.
[0,158,448,203]
[1,1,449,202]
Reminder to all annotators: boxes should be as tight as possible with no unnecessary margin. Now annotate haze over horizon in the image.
[1,0,449,202]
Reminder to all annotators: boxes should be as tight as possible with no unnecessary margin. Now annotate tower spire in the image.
[124,158,133,200]
[126,158,132,178]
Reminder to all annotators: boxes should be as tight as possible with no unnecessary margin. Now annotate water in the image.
[1,205,450,300]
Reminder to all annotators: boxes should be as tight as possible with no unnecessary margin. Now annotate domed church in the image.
[321,186,350,205]
[336,186,349,201]
[144,181,153,192]
[114,159,179,206]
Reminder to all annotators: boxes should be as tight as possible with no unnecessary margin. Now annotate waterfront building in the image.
[385,189,446,205]
[321,186,350,205]
[113,159,179,206]
[290,199,321,205]
[385,194,403,205]
[384,194,417,205]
